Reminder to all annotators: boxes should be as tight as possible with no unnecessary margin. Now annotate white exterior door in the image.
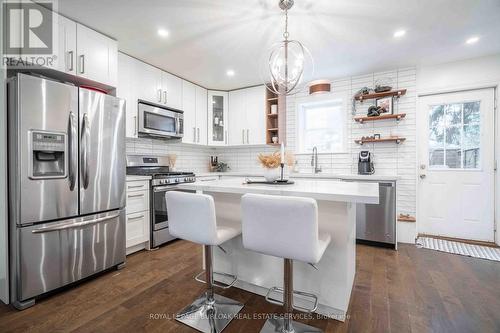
[417,89,495,242]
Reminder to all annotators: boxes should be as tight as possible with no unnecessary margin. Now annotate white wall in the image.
[417,53,500,245]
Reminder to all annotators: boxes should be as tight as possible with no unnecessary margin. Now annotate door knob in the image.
[419,174,426,179]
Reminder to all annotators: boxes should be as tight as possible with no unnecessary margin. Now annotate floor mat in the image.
[416,236,500,262]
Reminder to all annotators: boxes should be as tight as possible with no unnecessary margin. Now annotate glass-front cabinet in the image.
[207,90,229,146]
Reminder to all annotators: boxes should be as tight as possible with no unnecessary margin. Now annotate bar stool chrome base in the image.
[176,292,243,333]
[260,316,323,333]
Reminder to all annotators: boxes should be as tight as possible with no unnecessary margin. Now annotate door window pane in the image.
[428,101,480,170]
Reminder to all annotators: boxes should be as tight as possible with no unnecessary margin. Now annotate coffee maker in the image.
[358,151,375,175]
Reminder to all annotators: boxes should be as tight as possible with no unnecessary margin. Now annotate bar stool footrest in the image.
[194,270,238,289]
[265,286,319,313]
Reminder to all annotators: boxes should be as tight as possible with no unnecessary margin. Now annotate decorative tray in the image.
[244,178,295,185]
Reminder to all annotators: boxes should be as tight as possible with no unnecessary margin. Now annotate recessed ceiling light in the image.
[465,36,480,45]
[393,29,406,38]
[157,28,169,38]
[226,69,235,77]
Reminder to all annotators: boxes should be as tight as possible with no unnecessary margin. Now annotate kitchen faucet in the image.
[311,146,322,174]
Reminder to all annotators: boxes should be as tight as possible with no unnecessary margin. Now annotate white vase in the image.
[263,167,280,182]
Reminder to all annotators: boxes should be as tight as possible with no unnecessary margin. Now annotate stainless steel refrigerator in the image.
[7,73,126,309]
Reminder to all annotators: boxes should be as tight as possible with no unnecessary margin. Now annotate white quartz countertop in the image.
[195,171,399,182]
[126,175,152,181]
[177,177,379,204]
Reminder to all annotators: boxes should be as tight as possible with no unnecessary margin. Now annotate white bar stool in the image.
[241,193,331,333]
[166,191,243,333]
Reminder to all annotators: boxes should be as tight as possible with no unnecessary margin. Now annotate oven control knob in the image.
[161,179,166,184]
[165,179,170,184]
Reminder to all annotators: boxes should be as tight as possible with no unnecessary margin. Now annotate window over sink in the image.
[296,95,346,154]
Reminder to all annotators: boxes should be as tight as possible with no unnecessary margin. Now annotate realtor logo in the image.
[3,0,53,54]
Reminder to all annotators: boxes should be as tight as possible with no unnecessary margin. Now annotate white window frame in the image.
[295,92,348,155]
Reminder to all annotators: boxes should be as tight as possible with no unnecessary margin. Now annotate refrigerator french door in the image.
[7,73,126,309]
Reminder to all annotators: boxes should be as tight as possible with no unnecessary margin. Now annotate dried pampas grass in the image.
[257,151,295,169]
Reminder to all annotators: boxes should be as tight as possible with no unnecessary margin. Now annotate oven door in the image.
[152,186,194,231]
[138,102,183,138]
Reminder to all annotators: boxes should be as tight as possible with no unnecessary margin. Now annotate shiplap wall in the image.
[214,68,418,236]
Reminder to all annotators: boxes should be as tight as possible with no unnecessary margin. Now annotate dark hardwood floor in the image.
[0,241,499,333]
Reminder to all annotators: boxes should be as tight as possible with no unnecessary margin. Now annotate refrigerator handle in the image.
[81,113,90,189]
[68,111,77,191]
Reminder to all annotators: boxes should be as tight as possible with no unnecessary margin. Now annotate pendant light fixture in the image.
[264,0,313,96]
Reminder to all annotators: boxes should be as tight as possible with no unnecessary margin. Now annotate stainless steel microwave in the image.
[138,100,184,139]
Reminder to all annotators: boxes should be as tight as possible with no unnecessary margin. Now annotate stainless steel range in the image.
[126,155,195,248]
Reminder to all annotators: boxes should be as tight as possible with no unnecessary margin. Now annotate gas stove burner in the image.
[126,155,196,186]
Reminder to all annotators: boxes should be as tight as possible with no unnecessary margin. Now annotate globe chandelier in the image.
[266,0,313,96]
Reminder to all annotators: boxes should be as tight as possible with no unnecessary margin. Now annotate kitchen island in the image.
[177,177,379,321]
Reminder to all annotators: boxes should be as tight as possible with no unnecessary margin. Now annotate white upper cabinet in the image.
[182,80,197,144]
[76,24,118,87]
[196,86,208,145]
[133,60,162,104]
[228,89,247,145]
[161,72,183,110]
[117,52,138,138]
[56,15,77,75]
[208,91,229,146]
[245,86,266,145]
[182,81,207,145]
[228,86,266,146]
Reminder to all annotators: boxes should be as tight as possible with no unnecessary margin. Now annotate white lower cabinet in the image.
[125,179,150,254]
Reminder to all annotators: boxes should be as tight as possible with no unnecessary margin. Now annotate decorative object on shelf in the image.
[374,77,393,93]
[373,133,381,140]
[308,80,331,95]
[262,0,313,96]
[270,104,278,114]
[167,154,177,171]
[376,96,393,114]
[367,105,383,117]
[272,136,279,144]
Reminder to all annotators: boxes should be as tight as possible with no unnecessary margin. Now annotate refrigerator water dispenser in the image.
[29,131,67,179]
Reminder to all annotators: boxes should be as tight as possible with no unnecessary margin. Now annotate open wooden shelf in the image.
[267,128,279,131]
[354,113,406,123]
[267,113,278,117]
[398,214,416,223]
[267,97,278,101]
[265,86,284,145]
[354,89,407,102]
[355,137,406,145]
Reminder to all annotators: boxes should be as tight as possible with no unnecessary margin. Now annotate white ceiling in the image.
[56,0,500,90]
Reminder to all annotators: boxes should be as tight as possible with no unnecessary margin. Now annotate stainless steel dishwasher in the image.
[343,179,397,249]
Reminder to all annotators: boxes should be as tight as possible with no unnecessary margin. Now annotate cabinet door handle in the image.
[197,128,200,143]
[193,127,196,142]
[134,115,137,136]
[163,91,167,104]
[79,55,85,74]
[128,214,145,221]
[157,89,162,103]
[242,129,245,144]
[127,184,144,189]
[128,193,145,198]
[67,51,74,71]
[225,130,228,144]
[247,129,249,144]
